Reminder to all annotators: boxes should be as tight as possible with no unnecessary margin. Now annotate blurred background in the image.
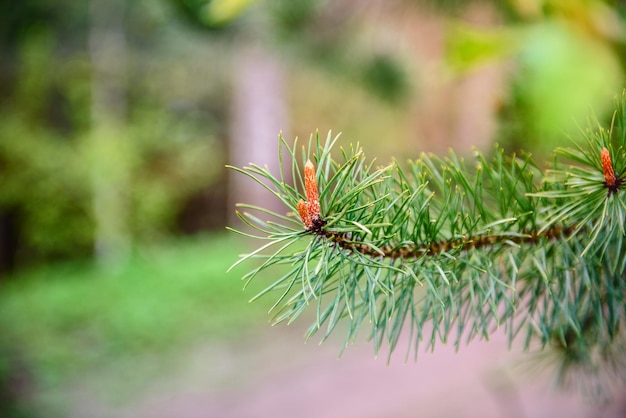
[1,0,626,417]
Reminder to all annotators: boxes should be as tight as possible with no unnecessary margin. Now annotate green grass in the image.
[0,233,268,388]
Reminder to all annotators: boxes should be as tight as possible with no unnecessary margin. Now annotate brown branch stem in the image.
[315,224,578,260]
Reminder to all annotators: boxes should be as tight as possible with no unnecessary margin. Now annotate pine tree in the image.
[228,94,626,395]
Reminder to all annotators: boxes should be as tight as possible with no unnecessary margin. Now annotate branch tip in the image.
[601,148,615,187]
[301,160,322,230]
[601,147,622,195]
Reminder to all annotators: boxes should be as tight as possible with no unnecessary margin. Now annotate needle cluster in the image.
[228,95,626,391]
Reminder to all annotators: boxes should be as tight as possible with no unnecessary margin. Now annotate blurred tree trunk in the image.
[89,0,130,267]
[229,44,288,226]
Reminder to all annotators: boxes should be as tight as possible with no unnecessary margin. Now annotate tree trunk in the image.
[229,44,289,226]
[88,0,130,268]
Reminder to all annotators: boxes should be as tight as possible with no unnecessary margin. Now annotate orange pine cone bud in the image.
[304,160,321,221]
[601,147,616,187]
[304,160,319,203]
[307,200,320,223]
[297,199,312,229]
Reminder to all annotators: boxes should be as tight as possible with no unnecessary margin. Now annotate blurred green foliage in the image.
[0,31,93,260]
[446,0,625,153]
[511,19,622,148]
[0,2,225,265]
[360,54,411,104]
[0,234,267,415]
[170,0,254,29]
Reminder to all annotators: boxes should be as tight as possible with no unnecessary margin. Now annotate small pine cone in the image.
[601,147,616,187]
[297,199,312,229]
[304,160,320,205]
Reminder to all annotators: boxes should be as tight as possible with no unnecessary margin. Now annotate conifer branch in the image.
[228,94,626,390]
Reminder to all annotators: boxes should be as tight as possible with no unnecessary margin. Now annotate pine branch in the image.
[228,94,626,389]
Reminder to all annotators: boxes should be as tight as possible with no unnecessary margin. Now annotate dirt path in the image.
[60,323,626,418]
